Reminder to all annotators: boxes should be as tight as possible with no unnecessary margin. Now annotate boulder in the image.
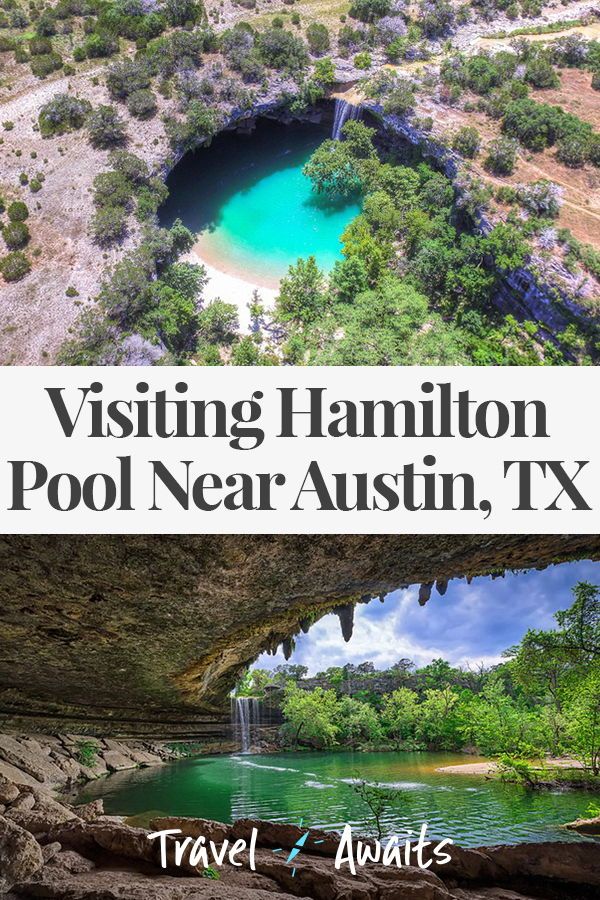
[0,762,41,790]
[0,777,19,805]
[10,794,35,812]
[41,842,62,864]
[0,737,66,786]
[49,755,83,782]
[72,800,104,823]
[45,820,196,873]
[5,790,79,834]
[149,817,231,844]
[231,818,341,857]
[8,868,300,899]
[48,849,96,874]
[126,748,163,767]
[564,815,600,835]
[484,841,600,886]
[0,815,44,893]
[102,750,137,772]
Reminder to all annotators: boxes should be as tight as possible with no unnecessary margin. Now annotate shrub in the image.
[76,740,98,767]
[383,80,415,115]
[7,201,28,222]
[106,58,151,99]
[126,88,157,119]
[525,56,560,89]
[484,136,518,175]
[306,22,330,55]
[452,125,480,158]
[0,251,30,282]
[517,180,563,217]
[86,105,127,148]
[91,204,128,244]
[349,0,391,23]
[38,94,91,137]
[109,150,149,183]
[354,51,371,69]
[556,128,591,168]
[84,32,118,59]
[592,70,600,92]
[93,171,133,207]
[2,121,14,131]
[257,27,308,71]
[28,36,53,56]
[2,221,30,250]
[30,51,63,77]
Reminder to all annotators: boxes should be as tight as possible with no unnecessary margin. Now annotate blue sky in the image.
[256,560,600,675]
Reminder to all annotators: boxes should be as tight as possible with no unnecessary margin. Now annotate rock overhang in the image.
[0,535,598,737]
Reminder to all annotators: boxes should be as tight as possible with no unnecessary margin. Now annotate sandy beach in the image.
[436,758,583,776]
[188,247,279,333]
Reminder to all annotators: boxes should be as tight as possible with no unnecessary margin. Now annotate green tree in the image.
[275,256,327,326]
[281,684,340,748]
[381,688,420,748]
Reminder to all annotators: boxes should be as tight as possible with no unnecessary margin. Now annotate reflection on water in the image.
[158,119,361,284]
[76,751,594,847]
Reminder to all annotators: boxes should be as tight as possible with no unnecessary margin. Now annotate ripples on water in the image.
[77,751,595,847]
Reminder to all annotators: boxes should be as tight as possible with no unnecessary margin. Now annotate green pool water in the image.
[159,120,361,286]
[76,751,594,847]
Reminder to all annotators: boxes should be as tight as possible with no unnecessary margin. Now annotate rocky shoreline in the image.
[1,732,599,899]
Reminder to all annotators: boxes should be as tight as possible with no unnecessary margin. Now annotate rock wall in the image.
[1,535,599,737]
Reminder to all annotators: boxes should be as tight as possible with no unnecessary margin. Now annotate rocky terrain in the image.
[1,754,599,900]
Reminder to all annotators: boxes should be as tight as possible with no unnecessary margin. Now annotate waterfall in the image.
[232,697,262,753]
[332,98,361,140]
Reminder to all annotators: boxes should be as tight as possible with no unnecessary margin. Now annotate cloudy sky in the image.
[255,559,600,675]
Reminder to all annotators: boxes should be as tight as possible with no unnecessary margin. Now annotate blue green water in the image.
[159,120,361,285]
[76,751,594,846]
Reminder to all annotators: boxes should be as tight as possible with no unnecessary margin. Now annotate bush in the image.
[28,36,53,56]
[525,56,560,89]
[91,204,127,244]
[484,136,518,175]
[84,32,118,59]
[2,221,30,250]
[7,201,28,222]
[38,94,91,137]
[383,80,415,115]
[349,0,391,23]
[592,70,600,92]
[452,125,480,158]
[86,105,127,148]
[0,251,30,282]
[306,22,330,55]
[126,88,157,119]
[556,128,591,168]
[30,52,63,78]
[517,180,563,217]
[354,51,371,69]
[93,171,133,207]
[257,27,308,71]
[109,150,149,183]
[106,58,151,99]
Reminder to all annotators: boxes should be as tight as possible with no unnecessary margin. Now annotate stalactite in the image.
[436,579,448,596]
[418,582,433,606]
[282,638,294,660]
[300,618,311,634]
[334,603,355,642]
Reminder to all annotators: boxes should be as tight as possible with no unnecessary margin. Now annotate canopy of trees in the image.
[243,582,599,777]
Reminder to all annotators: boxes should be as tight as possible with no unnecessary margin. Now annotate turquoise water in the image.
[159,120,361,285]
[76,751,594,847]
